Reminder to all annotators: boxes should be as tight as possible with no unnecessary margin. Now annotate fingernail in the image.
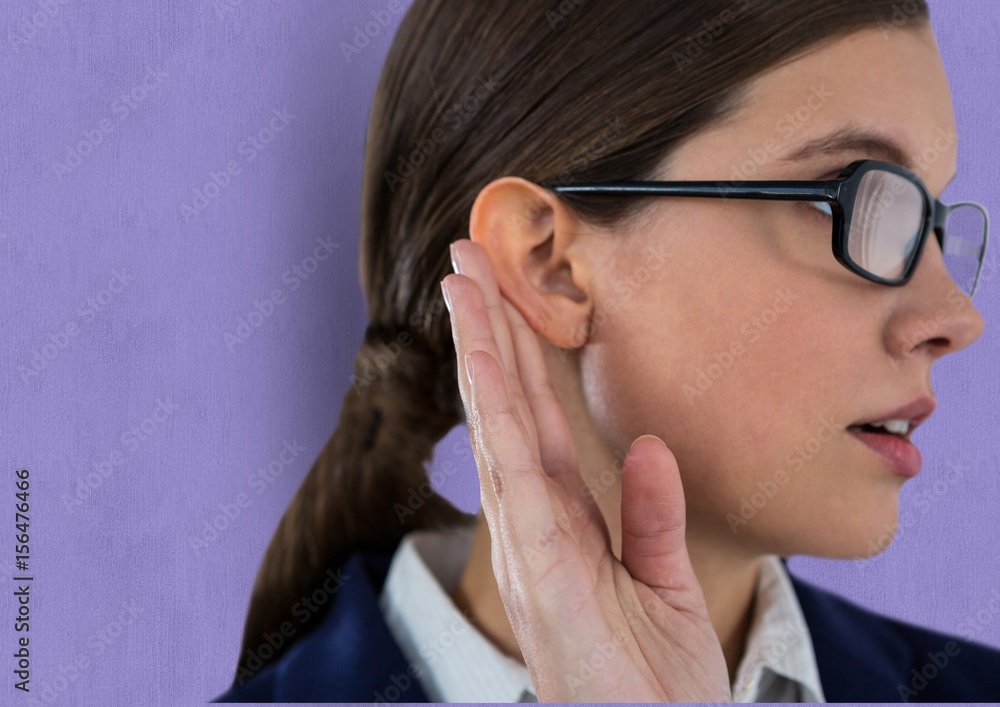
[450,242,463,274]
[629,436,646,453]
[465,351,476,382]
[441,278,454,313]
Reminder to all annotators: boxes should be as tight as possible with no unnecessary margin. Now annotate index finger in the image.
[442,274,558,561]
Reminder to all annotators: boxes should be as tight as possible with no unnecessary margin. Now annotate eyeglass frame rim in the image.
[543,158,989,297]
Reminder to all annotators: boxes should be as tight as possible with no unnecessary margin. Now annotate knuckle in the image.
[466,335,496,352]
[525,375,557,402]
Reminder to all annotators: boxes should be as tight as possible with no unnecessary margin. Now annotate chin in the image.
[746,490,903,561]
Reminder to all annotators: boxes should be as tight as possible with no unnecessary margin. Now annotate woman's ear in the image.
[469,177,594,349]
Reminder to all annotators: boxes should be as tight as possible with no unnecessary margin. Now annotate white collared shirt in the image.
[378,525,826,702]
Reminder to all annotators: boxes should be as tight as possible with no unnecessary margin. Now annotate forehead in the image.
[679,25,958,192]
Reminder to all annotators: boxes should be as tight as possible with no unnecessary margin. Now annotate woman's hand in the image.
[441,238,733,702]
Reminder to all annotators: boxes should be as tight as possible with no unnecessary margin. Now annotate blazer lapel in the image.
[270,551,429,702]
[782,558,913,701]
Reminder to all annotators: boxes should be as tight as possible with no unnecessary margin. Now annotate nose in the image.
[884,234,986,363]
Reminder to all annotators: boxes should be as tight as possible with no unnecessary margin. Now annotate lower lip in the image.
[848,428,922,478]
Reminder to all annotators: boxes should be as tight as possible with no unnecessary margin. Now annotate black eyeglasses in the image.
[545,159,989,298]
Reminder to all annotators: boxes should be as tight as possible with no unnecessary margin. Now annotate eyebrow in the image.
[780,126,957,190]
[780,127,914,170]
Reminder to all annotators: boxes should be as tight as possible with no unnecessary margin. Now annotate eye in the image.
[806,201,833,218]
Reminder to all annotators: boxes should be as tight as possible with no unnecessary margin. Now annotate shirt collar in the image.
[378,526,536,703]
[732,554,827,702]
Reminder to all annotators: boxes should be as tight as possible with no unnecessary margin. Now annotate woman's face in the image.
[576,25,984,559]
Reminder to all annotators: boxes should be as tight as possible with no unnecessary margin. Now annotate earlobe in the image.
[469,177,594,350]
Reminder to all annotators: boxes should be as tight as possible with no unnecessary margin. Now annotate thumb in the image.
[619,434,701,597]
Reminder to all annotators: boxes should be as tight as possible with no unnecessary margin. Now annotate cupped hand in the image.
[441,238,732,703]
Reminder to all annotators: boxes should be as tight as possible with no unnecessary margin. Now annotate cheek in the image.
[581,219,816,462]
[581,277,813,512]
[579,225,896,550]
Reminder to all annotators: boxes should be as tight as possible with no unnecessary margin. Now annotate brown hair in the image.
[233,0,929,683]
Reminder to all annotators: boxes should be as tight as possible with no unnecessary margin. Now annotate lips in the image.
[846,396,937,442]
[846,395,936,477]
[847,428,923,477]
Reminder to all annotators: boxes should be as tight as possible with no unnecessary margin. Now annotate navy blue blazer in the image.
[214,552,1000,702]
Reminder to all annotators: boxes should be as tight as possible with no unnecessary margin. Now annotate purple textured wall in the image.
[0,1,997,704]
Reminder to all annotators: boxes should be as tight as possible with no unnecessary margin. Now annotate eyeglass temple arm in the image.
[548,181,840,202]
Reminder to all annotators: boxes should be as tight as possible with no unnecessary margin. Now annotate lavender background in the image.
[0,1,997,705]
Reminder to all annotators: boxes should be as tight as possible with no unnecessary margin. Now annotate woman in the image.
[216,0,1000,701]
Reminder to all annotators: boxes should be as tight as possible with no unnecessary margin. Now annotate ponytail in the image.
[233,322,473,684]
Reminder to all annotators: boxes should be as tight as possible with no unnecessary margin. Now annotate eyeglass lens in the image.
[846,169,986,295]
[940,203,987,296]
[848,170,924,282]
